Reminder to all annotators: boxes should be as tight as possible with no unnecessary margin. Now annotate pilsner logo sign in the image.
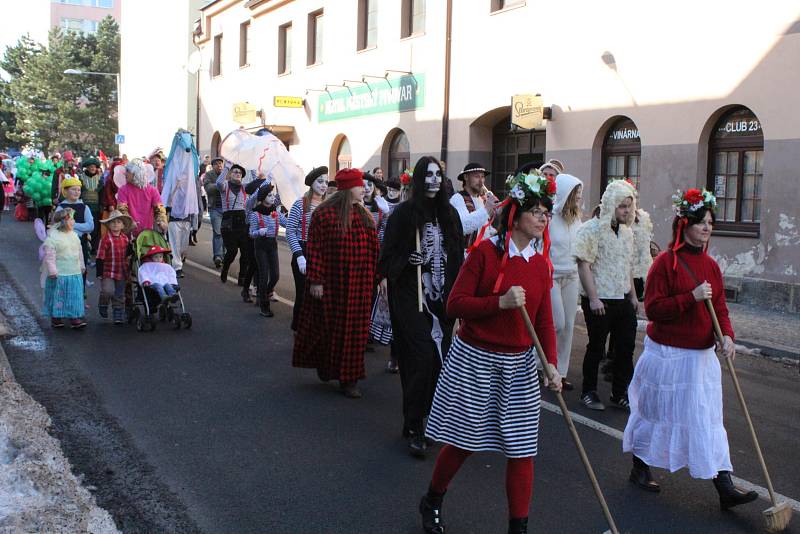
[318,74,425,122]
[233,102,258,124]
[511,94,544,130]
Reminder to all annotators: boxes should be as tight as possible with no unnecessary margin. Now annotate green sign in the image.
[318,74,425,122]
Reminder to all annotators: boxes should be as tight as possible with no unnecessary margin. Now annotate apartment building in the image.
[51,0,121,34]
[194,0,800,311]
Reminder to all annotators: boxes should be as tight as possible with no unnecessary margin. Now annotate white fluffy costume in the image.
[574,180,635,299]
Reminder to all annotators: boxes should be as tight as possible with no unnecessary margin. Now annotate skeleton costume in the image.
[378,156,464,457]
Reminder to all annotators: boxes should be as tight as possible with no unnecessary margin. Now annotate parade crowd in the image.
[0,140,761,534]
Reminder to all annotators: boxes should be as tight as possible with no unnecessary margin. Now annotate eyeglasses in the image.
[425,170,443,178]
[229,169,243,175]
[530,209,552,220]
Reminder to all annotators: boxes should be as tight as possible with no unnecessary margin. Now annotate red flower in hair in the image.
[546,179,557,195]
[400,168,412,185]
[684,188,704,205]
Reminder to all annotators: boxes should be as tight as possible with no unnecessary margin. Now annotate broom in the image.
[415,230,423,313]
[705,299,792,532]
[519,307,620,534]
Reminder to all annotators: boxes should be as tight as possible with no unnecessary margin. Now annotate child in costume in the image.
[56,176,94,281]
[41,208,87,329]
[138,245,179,303]
[248,184,288,317]
[96,210,133,324]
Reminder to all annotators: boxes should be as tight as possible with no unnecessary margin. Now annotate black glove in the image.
[408,251,424,266]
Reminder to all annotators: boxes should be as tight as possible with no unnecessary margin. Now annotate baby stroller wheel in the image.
[148,315,158,332]
[158,305,167,322]
[128,307,138,324]
[135,315,145,332]
[170,313,182,330]
[181,313,192,329]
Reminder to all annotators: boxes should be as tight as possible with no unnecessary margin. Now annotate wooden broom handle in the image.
[415,231,423,313]
[705,299,778,505]
[519,307,620,534]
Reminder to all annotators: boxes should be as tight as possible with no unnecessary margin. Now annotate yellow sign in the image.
[274,96,304,108]
[511,94,544,130]
[232,102,258,124]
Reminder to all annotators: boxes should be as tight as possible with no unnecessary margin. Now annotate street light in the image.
[64,68,122,149]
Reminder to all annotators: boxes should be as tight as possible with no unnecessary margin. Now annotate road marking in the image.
[184,258,800,513]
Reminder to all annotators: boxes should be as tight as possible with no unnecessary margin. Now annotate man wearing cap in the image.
[450,162,498,249]
[80,156,104,257]
[203,157,225,267]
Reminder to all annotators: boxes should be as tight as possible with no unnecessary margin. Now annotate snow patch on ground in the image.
[0,376,119,533]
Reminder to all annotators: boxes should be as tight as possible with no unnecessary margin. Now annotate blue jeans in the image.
[150,283,177,300]
[210,209,224,260]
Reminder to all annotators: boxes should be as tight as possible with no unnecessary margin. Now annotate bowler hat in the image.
[457,162,490,182]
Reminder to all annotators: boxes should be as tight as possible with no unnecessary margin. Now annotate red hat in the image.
[333,168,364,190]
[63,150,74,162]
[142,245,171,259]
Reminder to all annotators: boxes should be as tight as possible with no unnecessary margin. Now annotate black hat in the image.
[363,172,387,194]
[385,177,402,190]
[211,157,223,165]
[305,166,328,187]
[257,183,275,202]
[229,164,246,177]
[82,156,101,169]
[457,162,490,181]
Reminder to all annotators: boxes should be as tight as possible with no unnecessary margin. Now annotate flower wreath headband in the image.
[469,170,557,293]
[669,188,717,269]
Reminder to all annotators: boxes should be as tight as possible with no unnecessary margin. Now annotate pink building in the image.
[50,0,121,34]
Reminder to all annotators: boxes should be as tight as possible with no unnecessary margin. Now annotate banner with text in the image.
[318,74,425,123]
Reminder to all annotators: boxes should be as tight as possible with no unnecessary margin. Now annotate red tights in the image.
[429,444,533,519]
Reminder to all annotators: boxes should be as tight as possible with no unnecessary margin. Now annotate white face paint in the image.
[363,180,374,199]
[265,191,277,206]
[387,187,401,200]
[424,162,442,198]
[312,175,328,196]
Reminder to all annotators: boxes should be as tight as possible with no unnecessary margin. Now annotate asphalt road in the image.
[1,215,798,534]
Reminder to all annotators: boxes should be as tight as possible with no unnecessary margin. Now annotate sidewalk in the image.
[726,302,800,360]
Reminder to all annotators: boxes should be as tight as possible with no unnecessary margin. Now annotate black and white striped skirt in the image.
[425,336,541,458]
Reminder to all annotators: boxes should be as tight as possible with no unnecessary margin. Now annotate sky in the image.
[0,0,51,79]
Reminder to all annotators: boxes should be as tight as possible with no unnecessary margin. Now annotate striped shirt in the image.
[286,197,318,255]
[248,209,288,238]
[96,232,129,280]
[215,173,248,212]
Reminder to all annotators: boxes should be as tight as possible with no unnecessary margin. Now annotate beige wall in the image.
[195,0,800,297]
[50,1,122,29]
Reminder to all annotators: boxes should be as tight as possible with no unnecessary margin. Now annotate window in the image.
[401,0,425,38]
[239,21,250,67]
[492,117,546,194]
[278,23,292,74]
[357,0,378,51]
[212,34,222,76]
[336,137,352,171]
[55,0,113,7]
[307,10,323,65]
[61,17,99,34]
[491,0,524,12]
[601,117,641,192]
[388,130,410,179]
[707,107,763,235]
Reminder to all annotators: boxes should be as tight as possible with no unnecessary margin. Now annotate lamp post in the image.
[64,68,121,152]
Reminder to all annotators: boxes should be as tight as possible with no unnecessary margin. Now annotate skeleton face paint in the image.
[424,162,442,198]
[312,175,328,196]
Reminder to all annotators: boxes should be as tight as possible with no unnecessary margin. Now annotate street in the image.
[1,215,798,534]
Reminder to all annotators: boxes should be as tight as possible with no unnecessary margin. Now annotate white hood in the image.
[553,174,583,215]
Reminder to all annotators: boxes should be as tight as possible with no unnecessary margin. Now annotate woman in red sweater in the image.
[623,188,757,510]
[419,171,562,534]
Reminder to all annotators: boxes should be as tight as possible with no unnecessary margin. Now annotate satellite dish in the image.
[187,50,202,74]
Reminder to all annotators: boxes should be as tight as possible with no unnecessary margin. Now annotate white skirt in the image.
[623,337,732,479]
[425,336,541,458]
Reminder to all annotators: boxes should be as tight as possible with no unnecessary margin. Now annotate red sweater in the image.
[645,247,734,349]
[447,240,558,365]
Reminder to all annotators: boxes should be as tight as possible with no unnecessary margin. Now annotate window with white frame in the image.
[307,10,323,65]
[278,23,292,75]
[401,0,425,38]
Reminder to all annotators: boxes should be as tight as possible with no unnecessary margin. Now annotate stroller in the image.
[129,229,192,332]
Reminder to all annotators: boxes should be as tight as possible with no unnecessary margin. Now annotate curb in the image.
[0,311,15,382]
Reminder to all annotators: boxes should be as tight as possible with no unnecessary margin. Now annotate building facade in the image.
[51,0,121,34]
[118,0,206,159]
[194,0,800,311]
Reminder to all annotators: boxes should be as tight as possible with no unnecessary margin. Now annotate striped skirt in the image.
[425,336,541,458]
[42,274,85,318]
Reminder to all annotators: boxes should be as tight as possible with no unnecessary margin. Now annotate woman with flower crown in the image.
[417,170,562,534]
[622,188,758,510]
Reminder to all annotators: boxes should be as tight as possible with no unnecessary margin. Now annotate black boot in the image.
[508,517,528,534]
[713,471,758,510]
[406,429,428,459]
[241,288,253,303]
[419,489,445,534]
[630,456,660,492]
[260,301,274,317]
[220,264,229,283]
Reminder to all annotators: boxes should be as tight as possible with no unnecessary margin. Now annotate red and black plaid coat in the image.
[292,204,379,383]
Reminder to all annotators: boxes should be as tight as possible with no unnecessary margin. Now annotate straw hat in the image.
[99,209,134,232]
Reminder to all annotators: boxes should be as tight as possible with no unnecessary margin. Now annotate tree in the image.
[0,17,120,155]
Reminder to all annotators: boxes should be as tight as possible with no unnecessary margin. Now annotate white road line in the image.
[185,258,800,513]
